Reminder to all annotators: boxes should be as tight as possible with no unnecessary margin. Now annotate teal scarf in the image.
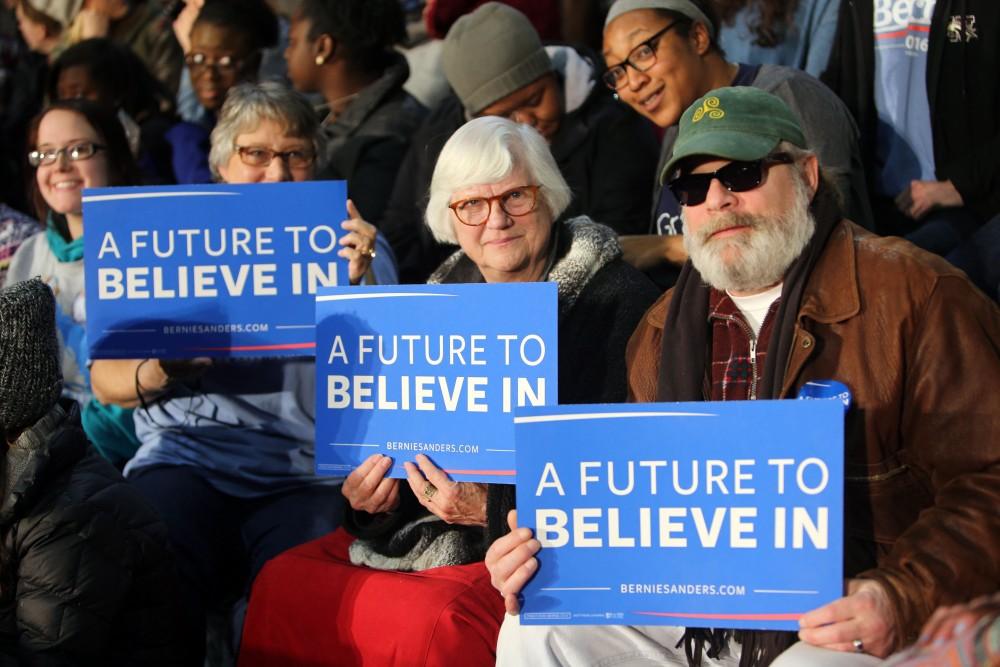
[46,214,84,262]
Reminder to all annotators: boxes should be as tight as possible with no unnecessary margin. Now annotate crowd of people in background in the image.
[0,0,996,665]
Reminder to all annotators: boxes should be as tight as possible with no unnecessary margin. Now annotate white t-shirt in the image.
[728,283,783,337]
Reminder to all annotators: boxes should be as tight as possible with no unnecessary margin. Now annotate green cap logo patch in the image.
[692,96,724,123]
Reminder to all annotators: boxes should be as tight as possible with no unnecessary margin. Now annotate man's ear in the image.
[802,153,820,195]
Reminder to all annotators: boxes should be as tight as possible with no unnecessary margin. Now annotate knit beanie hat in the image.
[442,2,553,116]
[605,0,716,39]
[23,0,84,30]
[0,279,63,440]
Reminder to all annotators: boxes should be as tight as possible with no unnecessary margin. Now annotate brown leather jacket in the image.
[626,220,1000,650]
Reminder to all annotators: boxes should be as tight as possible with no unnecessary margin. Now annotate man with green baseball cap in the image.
[484,86,1000,667]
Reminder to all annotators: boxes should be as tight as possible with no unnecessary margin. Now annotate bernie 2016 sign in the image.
[83,182,348,359]
[315,283,557,484]
[515,400,844,630]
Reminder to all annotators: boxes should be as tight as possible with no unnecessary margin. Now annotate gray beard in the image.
[682,177,816,293]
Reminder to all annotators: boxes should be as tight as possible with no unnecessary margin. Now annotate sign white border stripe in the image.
[317,292,456,302]
[82,191,240,202]
[514,411,718,424]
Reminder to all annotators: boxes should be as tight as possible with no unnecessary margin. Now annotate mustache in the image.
[691,213,765,242]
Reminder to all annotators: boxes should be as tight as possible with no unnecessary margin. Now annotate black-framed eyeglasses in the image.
[236,145,316,169]
[602,21,683,90]
[28,142,105,167]
[448,185,541,226]
[667,154,794,206]
[185,52,246,75]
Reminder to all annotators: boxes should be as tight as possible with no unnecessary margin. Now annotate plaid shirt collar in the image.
[706,289,781,401]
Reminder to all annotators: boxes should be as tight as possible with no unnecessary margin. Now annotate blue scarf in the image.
[46,214,84,263]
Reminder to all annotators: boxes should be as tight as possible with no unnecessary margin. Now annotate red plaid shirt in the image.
[707,290,781,401]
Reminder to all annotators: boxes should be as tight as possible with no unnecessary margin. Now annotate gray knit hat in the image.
[442,2,553,116]
[604,0,716,39]
[0,279,63,440]
[24,0,84,30]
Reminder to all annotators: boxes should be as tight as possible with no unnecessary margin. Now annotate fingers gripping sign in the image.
[484,510,541,616]
[342,453,400,515]
[403,454,488,526]
[798,579,897,657]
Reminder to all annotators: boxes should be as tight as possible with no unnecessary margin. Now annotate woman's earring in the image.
[315,55,325,66]
[613,93,620,102]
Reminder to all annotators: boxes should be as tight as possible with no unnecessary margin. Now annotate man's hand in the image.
[798,579,897,657]
[484,510,540,615]
[342,454,400,514]
[403,454,487,526]
[895,180,964,220]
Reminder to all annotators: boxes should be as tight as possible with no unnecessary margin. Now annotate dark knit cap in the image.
[0,279,63,440]
[441,2,553,116]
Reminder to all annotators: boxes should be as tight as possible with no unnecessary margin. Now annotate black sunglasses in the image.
[667,154,794,206]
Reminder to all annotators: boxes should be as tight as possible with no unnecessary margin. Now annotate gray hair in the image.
[425,116,572,244]
[208,81,325,180]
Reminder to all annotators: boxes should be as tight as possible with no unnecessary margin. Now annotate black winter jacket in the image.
[379,47,660,284]
[0,403,184,665]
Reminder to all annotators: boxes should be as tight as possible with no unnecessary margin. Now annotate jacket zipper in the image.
[714,314,760,400]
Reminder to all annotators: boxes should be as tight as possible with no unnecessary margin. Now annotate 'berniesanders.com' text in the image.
[385,441,479,454]
[620,583,746,596]
[163,322,270,334]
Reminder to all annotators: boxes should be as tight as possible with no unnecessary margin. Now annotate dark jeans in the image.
[129,464,345,664]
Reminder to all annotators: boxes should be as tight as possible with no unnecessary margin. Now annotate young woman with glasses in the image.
[5,99,142,467]
[601,0,871,289]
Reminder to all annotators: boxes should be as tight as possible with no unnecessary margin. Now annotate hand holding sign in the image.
[485,510,541,615]
[342,454,401,515]
[798,578,896,657]
[338,199,378,285]
[404,454,488,526]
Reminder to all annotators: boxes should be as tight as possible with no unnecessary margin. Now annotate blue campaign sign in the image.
[515,401,844,630]
[83,182,348,359]
[315,283,558,484]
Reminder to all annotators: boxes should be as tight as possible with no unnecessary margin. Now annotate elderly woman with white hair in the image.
[238,116,659,666]
[90,81,394,663]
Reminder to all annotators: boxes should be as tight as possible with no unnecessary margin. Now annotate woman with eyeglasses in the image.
[165,0,278,183]
[601,0,871,289]
[88,81,394,663]
[6,98,144,467]
[238,116,658,667]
